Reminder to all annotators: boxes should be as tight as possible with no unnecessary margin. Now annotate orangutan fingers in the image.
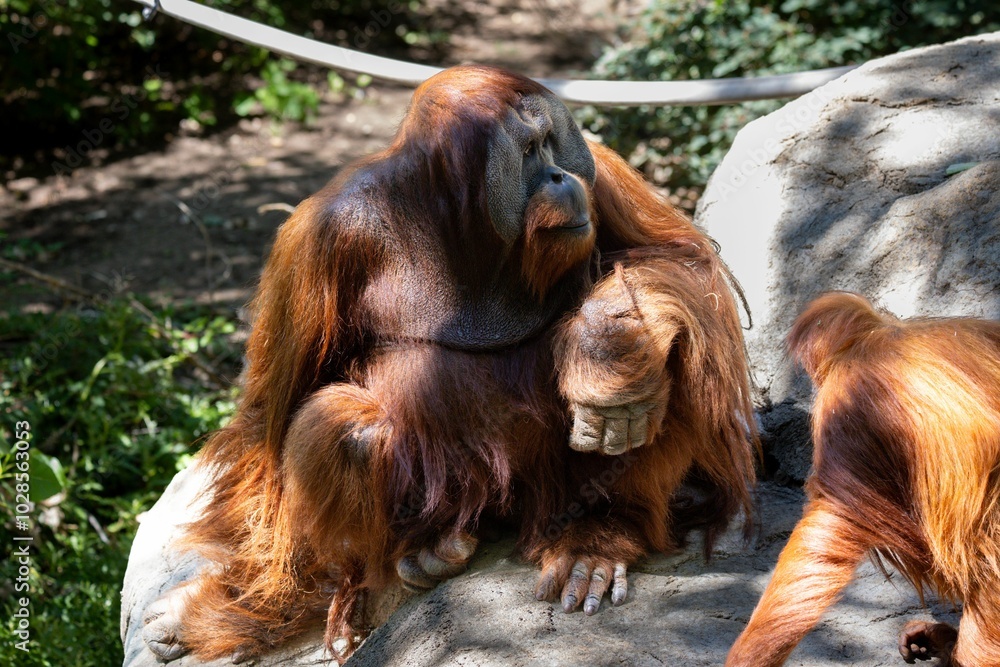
[600,411,630,455]
[899,621,958,664]
[611,562,628,606]
[536,549,628,615]
[398,531,479,591]
[142,580,201,662]
[569,403,654,454]
[569,405,603,452]
[418,531,478,578]
[557,558,628,614]
[396,555,437,591]
[900,640,930,664]
[561,559,593,612]
[534,552,574,602]
[583,564,611,615]
[416,548,467,579]
[435,531,478,563]
[142,603,188,662]
[230,644,258,664]
[534,571,559,602]
[602,402,655,455]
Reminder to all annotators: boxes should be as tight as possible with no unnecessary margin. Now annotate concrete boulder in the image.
[120,465,331,667]
[121,466,956,667]
[697,31,1000,482]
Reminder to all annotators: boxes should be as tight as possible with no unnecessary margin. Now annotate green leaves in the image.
[235,58,321,122]
[3,0,418,171]
[29,452,66,503]
[582,0,1000,192]
[0,298,239,666]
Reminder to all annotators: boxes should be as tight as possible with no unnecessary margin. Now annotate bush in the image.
[0,298,239,666]
[581,0,1000,192]
[1,0,420,175]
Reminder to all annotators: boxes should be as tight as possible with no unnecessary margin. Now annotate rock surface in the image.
[122,464,958,667]
[120,465,332,667]
[121,33,999,667]
[348,484,957,667]
[697,31,1000,482]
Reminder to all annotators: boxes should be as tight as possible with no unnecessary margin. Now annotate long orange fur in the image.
[168,66,758,663]
[727,292,1000,667]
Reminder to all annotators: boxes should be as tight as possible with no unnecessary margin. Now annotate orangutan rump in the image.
[727,292,1000,667]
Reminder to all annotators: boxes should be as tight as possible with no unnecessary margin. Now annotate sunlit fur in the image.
[171,66,758,663]
[727,292,1000,667]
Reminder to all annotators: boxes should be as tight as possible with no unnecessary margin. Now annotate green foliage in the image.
[0,299,239,666]
[234,58,323,122]
[1,0,416,172]
[0,233,63,264]
[582,0,1000,189]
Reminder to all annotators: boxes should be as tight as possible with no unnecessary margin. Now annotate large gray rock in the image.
[348,482,957,667]
[120,464,409,667]
[697,32,1000,482]
[123,465,956,667]
[120,465,332,667]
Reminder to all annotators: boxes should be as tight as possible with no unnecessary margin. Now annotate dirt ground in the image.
[1,0,640,315]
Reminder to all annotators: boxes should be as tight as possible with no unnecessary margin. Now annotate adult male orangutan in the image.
[143,64,758,663]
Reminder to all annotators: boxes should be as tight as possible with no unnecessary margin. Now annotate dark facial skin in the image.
[486,92,596,244]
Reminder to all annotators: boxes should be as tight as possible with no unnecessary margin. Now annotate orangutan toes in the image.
[142,583,197,662]
[534,553,628,615]
[899,620,958,665]
[395,531,478,592]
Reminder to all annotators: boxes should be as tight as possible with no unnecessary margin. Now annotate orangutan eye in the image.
[524,142,536,157]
